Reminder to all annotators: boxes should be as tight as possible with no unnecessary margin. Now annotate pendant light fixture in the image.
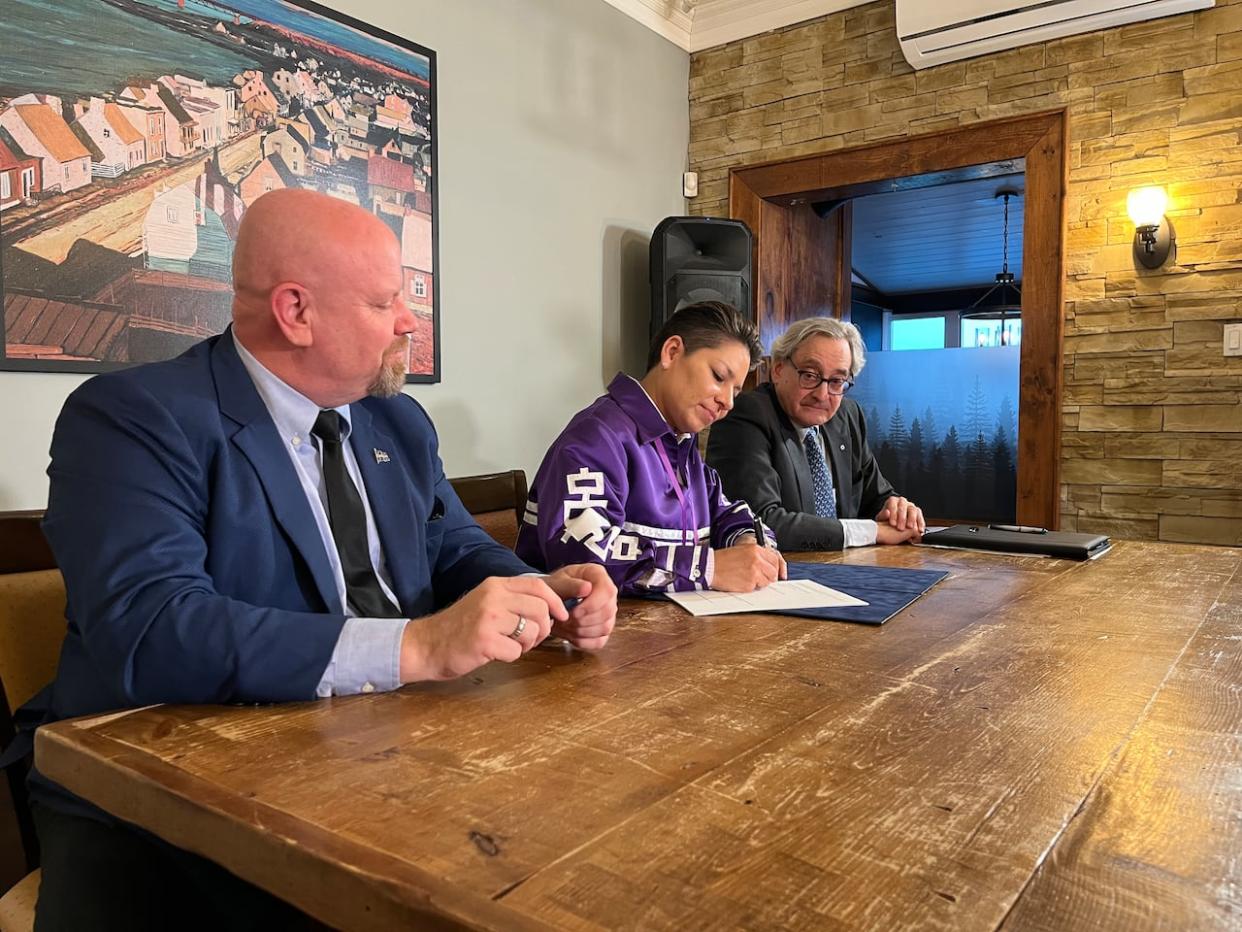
[961,188,1022,346]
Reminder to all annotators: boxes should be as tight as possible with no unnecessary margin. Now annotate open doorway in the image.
[847,171,1025,524]
[729,111,1065,529]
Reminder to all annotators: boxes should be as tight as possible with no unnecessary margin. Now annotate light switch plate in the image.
[1226,322,1242,357]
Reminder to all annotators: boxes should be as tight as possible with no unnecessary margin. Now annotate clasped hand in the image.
[875,495,925,544]
[398,564,617,683]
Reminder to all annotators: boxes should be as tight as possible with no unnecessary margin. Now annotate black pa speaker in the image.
[649,216,752,341]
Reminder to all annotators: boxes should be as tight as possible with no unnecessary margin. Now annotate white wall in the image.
[0,0,688,509]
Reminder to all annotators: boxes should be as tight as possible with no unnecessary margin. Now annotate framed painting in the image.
[0,0,440,382]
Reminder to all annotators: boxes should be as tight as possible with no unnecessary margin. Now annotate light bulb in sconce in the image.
[1126,185,1174,269]
[1127,186,1167,229]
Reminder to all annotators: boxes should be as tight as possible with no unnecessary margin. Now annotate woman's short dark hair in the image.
[646,301,762,372]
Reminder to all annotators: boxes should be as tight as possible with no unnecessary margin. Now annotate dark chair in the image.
[0,510,64,929]
[448,470,528,551]
[0,512,54,576]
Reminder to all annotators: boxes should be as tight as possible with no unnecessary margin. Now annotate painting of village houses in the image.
[1,0,438,380]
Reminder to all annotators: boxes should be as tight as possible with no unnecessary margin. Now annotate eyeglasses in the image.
[795,368,853,395]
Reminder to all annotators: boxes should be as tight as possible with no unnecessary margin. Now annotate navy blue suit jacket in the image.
[26,331,532,814]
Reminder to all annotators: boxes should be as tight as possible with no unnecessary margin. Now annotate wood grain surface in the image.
[36,541,1242,930]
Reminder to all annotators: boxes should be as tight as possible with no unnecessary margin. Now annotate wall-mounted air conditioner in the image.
[897,0,1214,70]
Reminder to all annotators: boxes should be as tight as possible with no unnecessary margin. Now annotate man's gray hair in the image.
[770,317,866,378]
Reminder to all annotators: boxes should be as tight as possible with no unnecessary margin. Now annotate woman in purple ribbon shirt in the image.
[517,301,787,596]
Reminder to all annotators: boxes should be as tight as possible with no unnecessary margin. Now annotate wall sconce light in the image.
[1127,186,1175,269]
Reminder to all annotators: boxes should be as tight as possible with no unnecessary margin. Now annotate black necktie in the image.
[311,409,401,618]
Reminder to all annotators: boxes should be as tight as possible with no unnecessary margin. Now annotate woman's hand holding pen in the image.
[711,517,787,592]
[712,543,785,591]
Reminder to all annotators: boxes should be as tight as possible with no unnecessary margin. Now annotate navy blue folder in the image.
[645,561,948,625]
[779,561,948,625]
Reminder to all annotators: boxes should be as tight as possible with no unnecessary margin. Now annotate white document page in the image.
[667,579,869,617]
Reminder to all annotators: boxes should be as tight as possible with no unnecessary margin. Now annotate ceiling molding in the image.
[599,0,694,50]
[689,0,871,51]
[601,0,872,52]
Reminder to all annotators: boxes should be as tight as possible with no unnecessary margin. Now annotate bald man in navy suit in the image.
[24,190,617,930]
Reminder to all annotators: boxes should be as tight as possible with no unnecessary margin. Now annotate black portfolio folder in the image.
[923,525,1112,560]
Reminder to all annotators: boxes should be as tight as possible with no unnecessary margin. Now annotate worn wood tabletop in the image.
[36,541,1242,931]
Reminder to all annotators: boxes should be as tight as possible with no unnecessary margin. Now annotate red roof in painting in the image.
[367,156,417,194]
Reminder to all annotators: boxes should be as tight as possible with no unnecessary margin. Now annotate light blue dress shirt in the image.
[233,333,407,697]
[802,426,877,548]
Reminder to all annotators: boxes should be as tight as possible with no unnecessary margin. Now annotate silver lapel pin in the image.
[373,448,391,463]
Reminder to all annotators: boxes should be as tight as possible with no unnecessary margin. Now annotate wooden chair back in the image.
[0,513,54,576]
[448,471,528,551]
[0,512,64,891]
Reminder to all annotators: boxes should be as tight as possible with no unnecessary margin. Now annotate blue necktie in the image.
[804,431,837,518]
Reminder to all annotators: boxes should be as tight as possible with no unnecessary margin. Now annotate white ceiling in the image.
[851,175,1026,296]
[600,0,872,52]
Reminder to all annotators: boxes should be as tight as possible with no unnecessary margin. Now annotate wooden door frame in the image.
[728,110,1067,530]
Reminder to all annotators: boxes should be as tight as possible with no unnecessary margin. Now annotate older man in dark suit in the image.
[706,317,924,552]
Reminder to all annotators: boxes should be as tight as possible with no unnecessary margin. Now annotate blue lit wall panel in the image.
[851,346,1020,522]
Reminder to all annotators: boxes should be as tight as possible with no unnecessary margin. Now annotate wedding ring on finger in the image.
[508,615,527,640]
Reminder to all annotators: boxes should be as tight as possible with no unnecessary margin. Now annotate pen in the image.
[989,524,1048,534]
[752,516,767,547]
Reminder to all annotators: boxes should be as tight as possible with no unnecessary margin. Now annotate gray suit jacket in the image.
[705,383,896,551]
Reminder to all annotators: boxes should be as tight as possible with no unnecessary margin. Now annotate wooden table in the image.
[37,542,1242,930]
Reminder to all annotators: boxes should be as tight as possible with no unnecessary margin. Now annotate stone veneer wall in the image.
[687,0,1242,546]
